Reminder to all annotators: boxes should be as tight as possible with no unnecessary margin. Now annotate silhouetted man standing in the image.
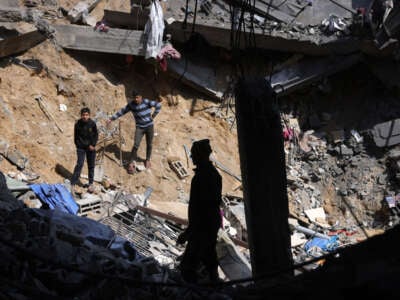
[177,139,222,283]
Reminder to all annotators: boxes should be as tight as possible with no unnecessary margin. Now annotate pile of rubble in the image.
[277,73,400,255]
[0,176,240,299]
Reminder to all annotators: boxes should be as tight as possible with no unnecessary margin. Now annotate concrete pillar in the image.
[235,77,293,278]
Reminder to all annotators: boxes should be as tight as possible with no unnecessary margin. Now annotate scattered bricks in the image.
[168,160,189,179]
[76,195,102,217]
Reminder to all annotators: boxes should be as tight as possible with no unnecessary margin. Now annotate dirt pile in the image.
[0,36,242,204]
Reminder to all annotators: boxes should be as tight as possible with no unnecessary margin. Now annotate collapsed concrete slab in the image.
[162,0,380,56]
[103,7,150,30]
[270,53,362,96]
[0,28,45,58]
[167,57,227,100]
[53,24,146,56]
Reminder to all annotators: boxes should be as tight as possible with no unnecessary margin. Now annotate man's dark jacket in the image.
[74,119,98,150]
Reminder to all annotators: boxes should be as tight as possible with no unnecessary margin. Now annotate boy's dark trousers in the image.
[71,148,96,185]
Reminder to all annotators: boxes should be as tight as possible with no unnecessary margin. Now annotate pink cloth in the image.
[283,128,294,141]
[156,44,181,71]
[157,44,181,60]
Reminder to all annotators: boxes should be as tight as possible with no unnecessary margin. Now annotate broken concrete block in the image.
[68,0,101,23]
[6,148,28,170]
[372,118,400,147]
[340,144,354,156]
[388,149,400,160]
[76,194,102,217]
[168,159,189,179]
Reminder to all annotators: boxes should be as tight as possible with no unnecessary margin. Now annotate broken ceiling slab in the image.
[269,53,361,96]
[103,7,150,29]
[53,24,146,56]
[166,19,367,56]
[0,27,45,58]
[229,0,372,26]
[0,21,37,35]
[372,118,400,148]
[167,56,227,100]
[163,0,378,55]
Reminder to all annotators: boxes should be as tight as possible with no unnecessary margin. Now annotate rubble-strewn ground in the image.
[280,64,400,239]
[0,39,243,202]
[0,0,399,253]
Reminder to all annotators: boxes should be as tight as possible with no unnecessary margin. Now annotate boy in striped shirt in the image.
[107,90,161,172]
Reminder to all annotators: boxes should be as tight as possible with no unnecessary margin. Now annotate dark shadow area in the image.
[0,26,19,39]
[104,144,146,169]
[55,163,94,187]
[352,0,374,9]
[64,50,130,86]
[55,163,73,182]
[65,49,164,104]
[103,144,132,165]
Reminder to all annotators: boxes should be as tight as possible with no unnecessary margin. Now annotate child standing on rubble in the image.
[70,107,98,193]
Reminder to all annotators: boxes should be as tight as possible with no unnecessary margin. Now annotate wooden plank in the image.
[0,30,46,58]
[103,7,149,29]
[53,24,146,56]
[137,205,189,226]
